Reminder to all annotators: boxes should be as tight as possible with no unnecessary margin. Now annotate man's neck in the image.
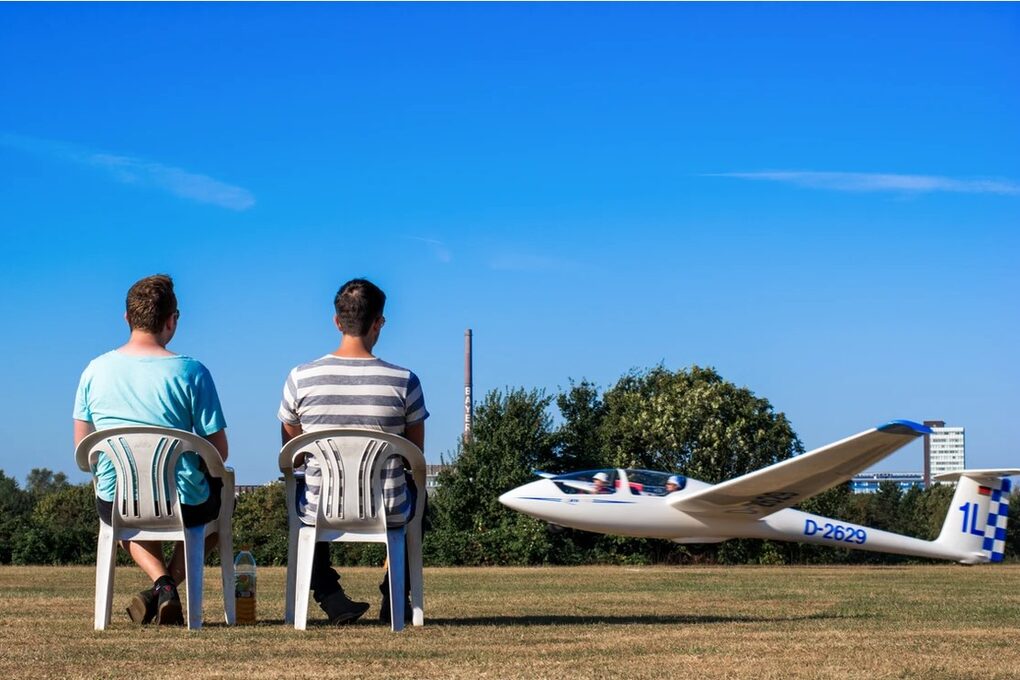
[118,331,174,356]
[333,334,376,359]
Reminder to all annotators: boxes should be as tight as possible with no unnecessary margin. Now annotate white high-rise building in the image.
[927,425,965,482]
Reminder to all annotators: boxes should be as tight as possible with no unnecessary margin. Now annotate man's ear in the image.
[334,314,344,333]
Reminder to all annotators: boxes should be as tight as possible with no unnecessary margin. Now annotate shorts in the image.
[96,476,224,528]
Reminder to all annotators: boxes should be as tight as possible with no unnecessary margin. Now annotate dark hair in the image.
[334,278,386,336]
[126,274,177,333]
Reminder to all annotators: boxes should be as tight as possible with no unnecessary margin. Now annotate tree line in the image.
[2,366,1017,566]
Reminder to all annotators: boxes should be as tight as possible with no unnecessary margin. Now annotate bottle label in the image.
[235,573,256,598]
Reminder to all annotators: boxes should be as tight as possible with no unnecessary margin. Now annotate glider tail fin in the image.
[934,470,1017,563]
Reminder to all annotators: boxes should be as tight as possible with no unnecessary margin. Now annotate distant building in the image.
[850,472,925,494]
[923,422,965,487]
[426,464,451,492]
[236,484,268,495]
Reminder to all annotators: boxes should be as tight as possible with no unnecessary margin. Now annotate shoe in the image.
[378,581,413,624]
[155,583,184,626]
[126,588,158,624]
[319,590,369,625]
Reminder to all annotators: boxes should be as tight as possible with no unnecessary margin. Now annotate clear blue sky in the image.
[1,3,1017,486]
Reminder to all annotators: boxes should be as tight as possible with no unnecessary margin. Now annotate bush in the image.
[0,471,33,564]
[12,484,98,565]
[232,483,290,566]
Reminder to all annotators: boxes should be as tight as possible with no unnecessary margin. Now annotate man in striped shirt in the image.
[279,278,428,624]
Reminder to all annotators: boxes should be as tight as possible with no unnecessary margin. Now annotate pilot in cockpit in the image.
[590,471,613,494]
[665,475,684,494]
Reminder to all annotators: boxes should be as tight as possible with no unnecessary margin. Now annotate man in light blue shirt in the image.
[73,274,229,626]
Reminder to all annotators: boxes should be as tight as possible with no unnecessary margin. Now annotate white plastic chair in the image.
[279,429,426,631]
[75,426,235,630]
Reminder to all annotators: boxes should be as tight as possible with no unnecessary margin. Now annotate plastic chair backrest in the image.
[75,426,226,530]
[278,429,426,532]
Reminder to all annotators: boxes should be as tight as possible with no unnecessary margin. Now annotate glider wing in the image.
[669,420,930,519]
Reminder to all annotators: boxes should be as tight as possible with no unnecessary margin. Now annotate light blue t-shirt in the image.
[73,351,227,505]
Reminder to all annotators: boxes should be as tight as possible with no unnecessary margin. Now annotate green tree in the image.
[896,485,924,537]
[232,483,290,566]
[1007,490,1020,560]
[12,483,97,565]
[428,388,557,565]
[597,366,803,483]
[0,470,34,563]
[914,484,955,541]
[552,380,607,472]
[868,481,903,533]
[434,388,555,532]
[25,468,70,497]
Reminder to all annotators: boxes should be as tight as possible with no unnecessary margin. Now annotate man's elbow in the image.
[206,430,229,462]
[404,422,425,451]
[281,422,303,445]
[73,419,95,447]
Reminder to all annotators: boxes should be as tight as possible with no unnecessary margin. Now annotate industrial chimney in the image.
[464,329,473,441]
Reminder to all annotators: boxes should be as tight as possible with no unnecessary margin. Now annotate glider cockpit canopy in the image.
[546,468,687,497]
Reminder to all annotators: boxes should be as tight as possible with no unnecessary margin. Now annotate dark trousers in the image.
[310,481,426,603]
[310,541,343,603]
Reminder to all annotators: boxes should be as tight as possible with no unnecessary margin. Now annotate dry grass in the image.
[1,564,1019,679]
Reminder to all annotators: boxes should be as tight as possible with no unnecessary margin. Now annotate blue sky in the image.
[1,3,1017,487]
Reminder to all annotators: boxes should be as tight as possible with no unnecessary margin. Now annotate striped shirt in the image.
[278,355,428,526]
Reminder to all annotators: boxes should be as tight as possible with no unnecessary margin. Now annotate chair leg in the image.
[284,523,299,625]
[385,527,406,632]
[293,528,317,630]
[94,523,117,631]
[218,468,236,626]
[218,521,235,626]
[407,519,424,627]
[182,525,206,630]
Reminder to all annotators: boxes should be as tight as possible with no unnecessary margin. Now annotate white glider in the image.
[499,420,1017,564]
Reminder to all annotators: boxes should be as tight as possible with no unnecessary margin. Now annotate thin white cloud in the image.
[708,171,1020,196]
[406,236,452,263]
[0,133,255,210]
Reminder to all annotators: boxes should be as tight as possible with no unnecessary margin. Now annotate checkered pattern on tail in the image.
[982,478,1012,563]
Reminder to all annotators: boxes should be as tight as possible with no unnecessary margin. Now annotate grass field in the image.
[1,564,1018,679]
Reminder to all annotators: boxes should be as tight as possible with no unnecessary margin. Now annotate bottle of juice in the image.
[234,548,257,624]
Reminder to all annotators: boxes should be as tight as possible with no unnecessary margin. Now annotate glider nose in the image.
[498,486,525,512]
[500,478,550,512]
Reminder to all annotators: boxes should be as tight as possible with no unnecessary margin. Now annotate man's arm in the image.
[73,419,95,447]
[404,420,424,451]
[381,421,425,522]
[204,429,229,462]
[281,422,303,445]
[281,422,304,467]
